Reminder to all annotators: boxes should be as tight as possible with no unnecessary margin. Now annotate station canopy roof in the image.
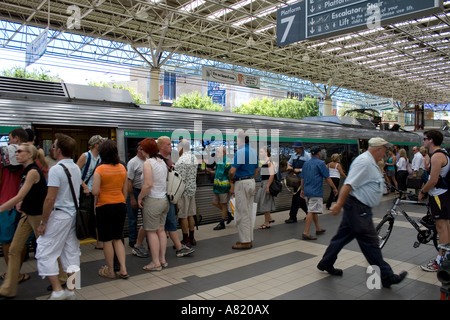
[0,0,449,110]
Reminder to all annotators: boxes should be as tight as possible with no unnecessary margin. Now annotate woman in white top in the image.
[325,154,346,210]
[396,148,409,196]
[138,138,169,272]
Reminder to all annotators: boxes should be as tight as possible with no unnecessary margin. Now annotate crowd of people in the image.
[0,127,448,299]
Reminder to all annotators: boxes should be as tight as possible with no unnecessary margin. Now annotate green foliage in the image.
[88,81,146,104]
[233,96,318,120]
[172,91,223,111]
[1,66,61,82]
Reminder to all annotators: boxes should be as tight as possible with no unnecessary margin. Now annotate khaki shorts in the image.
[305,197,323,213]
[143,197,169,231]
[177,195,197,219]
[213,192,230,204]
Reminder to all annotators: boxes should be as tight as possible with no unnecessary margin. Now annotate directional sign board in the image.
[277,0,443,46]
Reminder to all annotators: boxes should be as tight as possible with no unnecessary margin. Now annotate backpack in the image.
[156,154,186,204]
[166,169,185,204]
[0,144,22,172]
[429,149,450,189]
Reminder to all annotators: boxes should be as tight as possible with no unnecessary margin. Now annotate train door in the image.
[33,124,114,161]
[358,139,369,153]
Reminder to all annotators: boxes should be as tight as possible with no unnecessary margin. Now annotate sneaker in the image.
[48,290,66,300]
[420,259,439,272]
[132,246,150,258]
[176,244,195,257]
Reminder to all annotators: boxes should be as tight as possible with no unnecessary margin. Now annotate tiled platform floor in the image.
[0,193,443,301]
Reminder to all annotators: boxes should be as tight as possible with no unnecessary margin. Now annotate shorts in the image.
[429,191,450,220]
[96,203,127,241]
[305,197,323,213]
[386,169,395,177]
[177,195,197,219]
[143,197,169,231]
[164,203,178,232]
[213,192,230,204]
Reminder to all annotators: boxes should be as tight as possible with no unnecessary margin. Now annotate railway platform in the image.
[1,193,441,302]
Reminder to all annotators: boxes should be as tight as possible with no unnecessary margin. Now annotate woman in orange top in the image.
[92,139,129,279]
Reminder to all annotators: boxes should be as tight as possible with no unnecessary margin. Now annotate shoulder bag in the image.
[59,163,94,240]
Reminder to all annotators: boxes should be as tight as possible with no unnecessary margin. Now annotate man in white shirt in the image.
[36,133,82,300]
[411,146,426,194]
[411,146,425,177]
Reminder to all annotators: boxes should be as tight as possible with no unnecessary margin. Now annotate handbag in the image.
[284,171,302,194]
[269,174,283,196]
[59,163,94,240]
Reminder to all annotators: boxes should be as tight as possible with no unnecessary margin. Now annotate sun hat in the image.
[292,141,304,148]
[368,137,393,148]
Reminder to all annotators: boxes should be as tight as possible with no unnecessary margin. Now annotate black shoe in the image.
[213,222,225,230]
[285,218,297,224]
[382,271,407,288]
[317,262,343,276]
[227,212,234,224]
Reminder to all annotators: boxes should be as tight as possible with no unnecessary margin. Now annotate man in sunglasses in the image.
[419,130,450,272]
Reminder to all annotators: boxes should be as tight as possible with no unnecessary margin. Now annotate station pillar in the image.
[149,67,160,106]
[323,96,333,116]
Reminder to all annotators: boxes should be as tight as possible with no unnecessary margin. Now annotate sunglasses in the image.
[423,137,430,141]
[15,149,27,154]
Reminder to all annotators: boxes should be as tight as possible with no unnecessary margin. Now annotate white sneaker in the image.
[48,290,66,300]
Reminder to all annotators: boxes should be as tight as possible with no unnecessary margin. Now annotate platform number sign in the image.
[276,1,306,47]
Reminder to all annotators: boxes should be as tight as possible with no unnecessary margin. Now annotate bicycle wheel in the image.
[376,214,395,249]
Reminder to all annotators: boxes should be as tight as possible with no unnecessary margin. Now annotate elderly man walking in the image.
[317,137,407,288]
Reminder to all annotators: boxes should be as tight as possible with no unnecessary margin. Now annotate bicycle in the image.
[376,183,439,251]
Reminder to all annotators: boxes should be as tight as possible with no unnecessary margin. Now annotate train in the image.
[1,76,449,226]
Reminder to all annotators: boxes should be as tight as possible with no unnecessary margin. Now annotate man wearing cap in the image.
[317,137,407,288]
[285,141,311,224]
[300,146,337,240]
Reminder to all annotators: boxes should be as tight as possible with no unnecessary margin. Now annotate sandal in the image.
[116,272,129,279]
[161,261,168,268]
[98,265,116,279]
[143,262,162,272]
[18,274,30,284]
[258,224,271,229]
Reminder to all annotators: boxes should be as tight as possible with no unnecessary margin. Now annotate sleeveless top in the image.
[147,157,167,199]
[20,163,48,216]
[386,157,395,170]
[81,150,101,191]
[428,149,450,197]
[328,163,341,179]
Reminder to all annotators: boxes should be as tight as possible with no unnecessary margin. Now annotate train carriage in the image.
[0,77,448,227]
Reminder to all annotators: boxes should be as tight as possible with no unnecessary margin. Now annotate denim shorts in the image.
[164,203,178,232]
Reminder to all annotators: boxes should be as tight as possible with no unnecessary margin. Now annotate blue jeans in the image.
[126,189,140,244]
[319,196,394,279]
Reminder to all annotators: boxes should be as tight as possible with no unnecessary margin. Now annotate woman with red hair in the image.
[138,138,170,271]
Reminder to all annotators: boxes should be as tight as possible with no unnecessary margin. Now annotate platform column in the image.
[149,67,160,106]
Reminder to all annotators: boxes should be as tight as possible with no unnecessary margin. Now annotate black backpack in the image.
[429,149,450,189]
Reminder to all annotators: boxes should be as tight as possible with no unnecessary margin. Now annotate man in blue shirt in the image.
[300,146,337,240]
[229,133,258,249]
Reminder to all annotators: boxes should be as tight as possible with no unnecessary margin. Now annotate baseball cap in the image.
[368,137,393,148]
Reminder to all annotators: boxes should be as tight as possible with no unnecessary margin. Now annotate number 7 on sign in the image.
[280,16,295,43]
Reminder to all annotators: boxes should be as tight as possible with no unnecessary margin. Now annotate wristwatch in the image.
[39,220,46,226]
